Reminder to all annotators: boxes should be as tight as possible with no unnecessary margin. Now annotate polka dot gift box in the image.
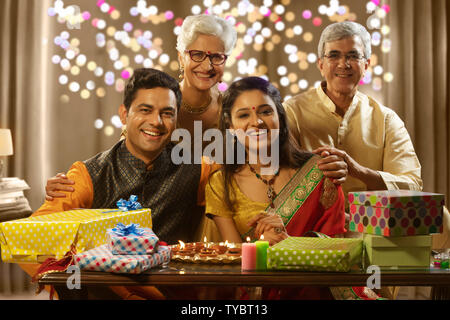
[107,224,159,255]
[267,236,363,272]
[0,208,152,263]
[74,243,171,274]
[348,190,444,237]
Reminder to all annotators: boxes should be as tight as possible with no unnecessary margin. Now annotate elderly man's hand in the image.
[312,146,386,190]
[313,145,360,176]
[312,146,348,185]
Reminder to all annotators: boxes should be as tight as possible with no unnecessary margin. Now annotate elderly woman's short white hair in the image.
[318,21,371,59]
[176,14,237,56]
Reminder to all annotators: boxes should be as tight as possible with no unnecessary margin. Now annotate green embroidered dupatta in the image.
[265,155,323,227]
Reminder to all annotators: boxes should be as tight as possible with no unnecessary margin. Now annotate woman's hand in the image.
[261,228,288,246]
[247,212,288,245]
[45,173,75,201]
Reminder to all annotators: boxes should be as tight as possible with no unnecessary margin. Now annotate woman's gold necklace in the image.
[181,94,213,114]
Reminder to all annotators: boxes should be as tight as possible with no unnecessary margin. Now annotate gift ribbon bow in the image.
[116,195,143,211]
[111,223,145,236]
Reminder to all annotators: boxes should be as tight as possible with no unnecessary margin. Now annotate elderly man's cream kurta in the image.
[284,82,423,201]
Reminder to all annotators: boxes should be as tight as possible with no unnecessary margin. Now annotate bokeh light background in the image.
[46,0,392,142]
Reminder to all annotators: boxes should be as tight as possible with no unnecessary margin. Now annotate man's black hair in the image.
[123,68,182,110]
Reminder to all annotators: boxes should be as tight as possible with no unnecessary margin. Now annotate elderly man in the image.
[284,21,447,300]
[284,21,422,197]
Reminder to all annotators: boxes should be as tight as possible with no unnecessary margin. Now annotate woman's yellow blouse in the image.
[205,170,268,236]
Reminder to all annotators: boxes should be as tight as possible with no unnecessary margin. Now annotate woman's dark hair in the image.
[214,76,313,211]
[123,68,182,110]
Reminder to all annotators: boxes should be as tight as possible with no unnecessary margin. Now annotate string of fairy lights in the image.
[48,0,393,136]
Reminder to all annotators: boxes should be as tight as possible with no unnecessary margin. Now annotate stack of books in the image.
[0,178,32,222]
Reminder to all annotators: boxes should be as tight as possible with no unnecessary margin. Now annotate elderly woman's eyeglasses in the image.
[185,50,228,66]
[323,51,366,63]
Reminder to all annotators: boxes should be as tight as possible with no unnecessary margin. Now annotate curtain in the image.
[0,0,53,295]
[386,0,449,203]
[385,0,449,300]
[1,0,54,213]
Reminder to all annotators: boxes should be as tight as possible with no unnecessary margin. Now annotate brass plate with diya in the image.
[170,240,242,264]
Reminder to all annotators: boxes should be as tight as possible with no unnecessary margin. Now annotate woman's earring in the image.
[179,66,184,82]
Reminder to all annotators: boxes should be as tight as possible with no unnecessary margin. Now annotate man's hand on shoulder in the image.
[313,146,386,190]
[45,173,75,201]
[313,146,348,185]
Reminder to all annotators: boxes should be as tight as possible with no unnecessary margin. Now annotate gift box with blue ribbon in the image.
[107,223,159,255]
[0,195,151,263]
[74,242,171,274]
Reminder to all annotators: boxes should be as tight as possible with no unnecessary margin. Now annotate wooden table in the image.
[39,262,450,300]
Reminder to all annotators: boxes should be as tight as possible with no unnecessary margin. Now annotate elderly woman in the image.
[44,14,237,241]
[176,14,237,136]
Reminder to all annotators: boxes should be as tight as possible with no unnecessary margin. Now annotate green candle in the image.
[255,236,269,270]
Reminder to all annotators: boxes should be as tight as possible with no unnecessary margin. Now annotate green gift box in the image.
[267,237,363,272]
[363,234,432,269]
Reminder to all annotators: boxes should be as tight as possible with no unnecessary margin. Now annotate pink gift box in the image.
[106,227,159,255]
[74,243,171,274]
[348,190,444,237]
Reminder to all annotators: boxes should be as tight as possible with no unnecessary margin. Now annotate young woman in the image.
[205,76,385,300]
[205,76,346,245]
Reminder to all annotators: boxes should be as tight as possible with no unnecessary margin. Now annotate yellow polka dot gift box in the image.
[267,236,363,272]
[0,208,152,264]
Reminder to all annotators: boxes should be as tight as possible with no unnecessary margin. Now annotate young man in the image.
[21,68,212,299]
[33,68,208,245]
